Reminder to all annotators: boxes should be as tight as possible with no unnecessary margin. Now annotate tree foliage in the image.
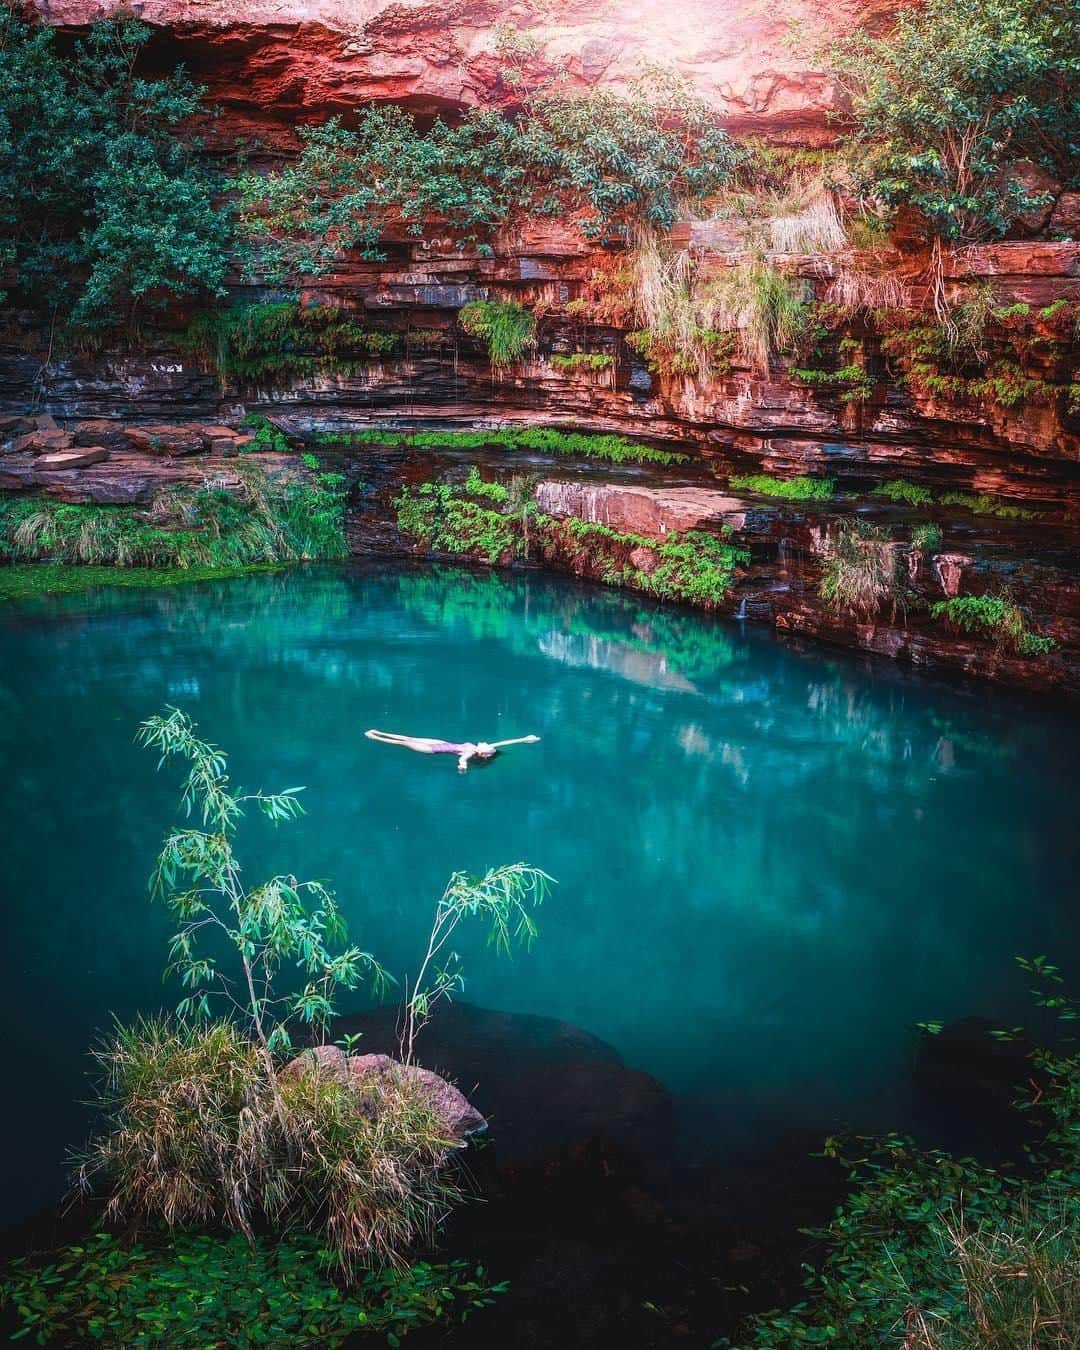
[0,11,230,329]
[830,0,1080,241]
[235,73,737,277]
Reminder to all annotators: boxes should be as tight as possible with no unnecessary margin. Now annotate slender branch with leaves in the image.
[138,708,388,1086]
[403,863,552,1064]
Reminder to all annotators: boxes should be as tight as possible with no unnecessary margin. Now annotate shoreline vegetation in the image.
[0,561,288,604]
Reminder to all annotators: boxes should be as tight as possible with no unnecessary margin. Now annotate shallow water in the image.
[1,562,1077,1225]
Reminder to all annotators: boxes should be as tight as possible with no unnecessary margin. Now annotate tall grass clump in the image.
[769,193,846,254]
[0,466,347,568]
[459,300,535,370]
[820,520,903,619]
[707,254,813,374]
[75,708,549,1274]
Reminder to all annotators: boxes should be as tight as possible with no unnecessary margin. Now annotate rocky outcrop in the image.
[29,0,894,139]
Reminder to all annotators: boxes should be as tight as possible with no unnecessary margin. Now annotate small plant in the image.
[464,465,509,504]
[241,412,292,454]
[459,300,535,371]
[395,481,516,563]
[0,1229,505,1348]
[930,594,1057,656]
[729,474,836,502]
[873,479,934,507]
[820,520,903,619]
[910,521,943,554]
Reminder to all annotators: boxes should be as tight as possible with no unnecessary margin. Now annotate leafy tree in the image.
[830,0,1080,242]
[0,12,230,330]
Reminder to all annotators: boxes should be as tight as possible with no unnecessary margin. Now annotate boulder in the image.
[37,447,110,469]
[124,424,208,457]
[1050,191,1080,239]
[280,1042,349,1082]
[1005,161,1059,237]
[71,419,132,452]
[10,429,74,455]
[0,414,33,437]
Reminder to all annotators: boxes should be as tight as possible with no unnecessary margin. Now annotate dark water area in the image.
[0,562,1077,1343]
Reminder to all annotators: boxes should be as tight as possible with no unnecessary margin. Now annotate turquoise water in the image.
[1,563,1077,1224]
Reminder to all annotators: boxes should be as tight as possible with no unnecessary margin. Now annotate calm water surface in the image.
[1,563,1077,1223]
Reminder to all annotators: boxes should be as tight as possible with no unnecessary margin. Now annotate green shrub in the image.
[820,521,903,618]
[930,594,1057,656]
[546,517,748,608]
[395,481,517,562]
[459,300,535,370]
[729,474,835,501]
[73,709,548,1275]
[0,1229,504,1348]
[873,479,934,507]
[240,413,292,454]
[0,12,230,330]
[742,958,1080,1347]
[830,0,1080,242]
[793,363,876,403]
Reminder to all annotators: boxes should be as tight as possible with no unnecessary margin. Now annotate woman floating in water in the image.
[365,728,540,773]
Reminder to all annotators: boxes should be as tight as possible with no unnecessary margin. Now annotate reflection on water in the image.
[0,563,1077,1223]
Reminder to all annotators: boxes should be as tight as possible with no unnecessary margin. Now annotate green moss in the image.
[729,474,836,501]
[549,352,615,373]
[334,426,689,467]
[930,594,1057,656]
[0,562,285,604]
[938,491,1038,521]
[873,479,934,506]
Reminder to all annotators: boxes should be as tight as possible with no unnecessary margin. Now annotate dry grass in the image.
[820,521,904,619]
[826,265,908,314]
[903,1203,1080,1349]
[770,194,847,254]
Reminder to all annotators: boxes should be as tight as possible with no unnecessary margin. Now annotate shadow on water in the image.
[1,561,1078,1345]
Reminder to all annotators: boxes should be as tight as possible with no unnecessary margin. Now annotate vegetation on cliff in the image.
[830,0,1080,242]
[234,72,738,276]
[0,11,229,331]
[0,466,347,567]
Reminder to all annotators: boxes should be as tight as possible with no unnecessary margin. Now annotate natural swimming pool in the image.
[1,562,1077,1226]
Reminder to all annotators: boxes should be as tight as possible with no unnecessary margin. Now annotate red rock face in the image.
[30,0,898,138]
